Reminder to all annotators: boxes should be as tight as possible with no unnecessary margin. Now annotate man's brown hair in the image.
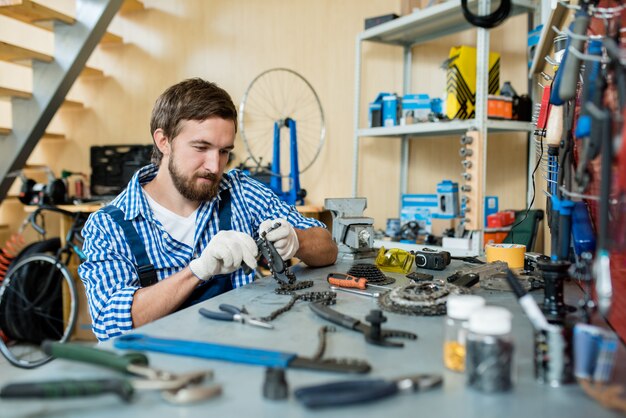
[150,78,237,165]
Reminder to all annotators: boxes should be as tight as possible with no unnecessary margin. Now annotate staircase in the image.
[0,0,143,206]
[0,0,144,207]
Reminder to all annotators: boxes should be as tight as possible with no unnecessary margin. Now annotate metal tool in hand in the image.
[294,373,442,409]
[114,333,371,374]
[245,221,313,292]
[309,302,417,347]
[199,304,274,329]
[30,341,218,404]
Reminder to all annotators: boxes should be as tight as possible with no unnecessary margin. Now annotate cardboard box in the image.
[445,45,500,120]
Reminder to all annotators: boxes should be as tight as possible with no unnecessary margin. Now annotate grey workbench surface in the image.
[1,259,623,418]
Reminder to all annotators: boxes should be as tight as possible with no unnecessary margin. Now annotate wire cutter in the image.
[199,304,274,329]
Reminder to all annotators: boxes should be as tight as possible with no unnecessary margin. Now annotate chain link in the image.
[260,291,336,322]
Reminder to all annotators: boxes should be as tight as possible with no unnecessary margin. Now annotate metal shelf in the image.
[358,119,533,138]
[360,0,536,47]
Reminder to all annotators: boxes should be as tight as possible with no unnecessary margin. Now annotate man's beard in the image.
[168,157,221,202]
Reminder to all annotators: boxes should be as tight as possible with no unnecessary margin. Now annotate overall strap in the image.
[100,205,158,287]
[180,188,234,309]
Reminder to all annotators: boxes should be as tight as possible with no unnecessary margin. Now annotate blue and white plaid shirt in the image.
[78,164,324,341]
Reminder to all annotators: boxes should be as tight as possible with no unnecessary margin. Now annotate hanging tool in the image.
[294,374,442,409]
[587,102,613,316]
[575,39,606,191]
[38,341,217,404]
[557,1,594,102]
[326,273,390,291]
[330,285,380,299]
[114,334,371,374]
[309,303,417,348]
[199,304,274,329]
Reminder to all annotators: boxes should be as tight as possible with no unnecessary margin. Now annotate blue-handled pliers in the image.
[199,304,274,329]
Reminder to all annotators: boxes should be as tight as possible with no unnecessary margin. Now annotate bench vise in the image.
[324,198,376,260]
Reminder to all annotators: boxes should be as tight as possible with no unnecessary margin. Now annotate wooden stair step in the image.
[0,85,30,98]
[100,31,123,44]
[0,0,74,25]
[120,0,144,14]
[0,40,52,62]
[0,1,124,46]
[81,66,104,77]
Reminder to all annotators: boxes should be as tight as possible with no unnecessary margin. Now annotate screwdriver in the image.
[326,273,390,291]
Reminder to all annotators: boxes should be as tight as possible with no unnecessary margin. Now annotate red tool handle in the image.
[326,273,367,290]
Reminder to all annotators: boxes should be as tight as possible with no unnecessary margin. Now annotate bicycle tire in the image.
[0,254,78,369]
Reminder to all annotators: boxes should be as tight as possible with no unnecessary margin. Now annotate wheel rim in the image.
[239,68,326,176]
[0,254,77,368]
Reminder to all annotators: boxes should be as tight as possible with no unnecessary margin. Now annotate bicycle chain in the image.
[310,325,370,369]
[377,281,470,316]
[260,291,336,322]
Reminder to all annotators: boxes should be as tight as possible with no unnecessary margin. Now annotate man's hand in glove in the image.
[189,230,258,281]
[258,218,299,260]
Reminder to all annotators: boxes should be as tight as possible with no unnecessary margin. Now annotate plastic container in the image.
[466,306,514,393]
[443,295,486,372]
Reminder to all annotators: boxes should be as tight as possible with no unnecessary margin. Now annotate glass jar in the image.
[443,295,486,372]
[466,306,514,393]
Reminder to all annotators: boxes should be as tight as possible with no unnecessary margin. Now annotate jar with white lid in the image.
[443,295,486,372]
[466,306,514,392]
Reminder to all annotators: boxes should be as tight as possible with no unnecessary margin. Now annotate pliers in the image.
[199,304,274,329]
[0,341,219,404]
[295,373,443,408]
[309,302,417,347]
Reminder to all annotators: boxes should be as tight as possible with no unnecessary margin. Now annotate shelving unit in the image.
[352,0,536,255]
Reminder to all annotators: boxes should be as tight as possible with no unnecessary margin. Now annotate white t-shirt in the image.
[144,191,197,248]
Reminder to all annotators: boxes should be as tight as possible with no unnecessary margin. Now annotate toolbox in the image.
[90,144,153,197]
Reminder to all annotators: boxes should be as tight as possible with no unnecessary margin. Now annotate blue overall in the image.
[101,189,234,309]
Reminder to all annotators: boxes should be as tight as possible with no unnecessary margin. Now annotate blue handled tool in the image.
[114,334,370,374]
[294,374,442,409]
[199,304,274,329]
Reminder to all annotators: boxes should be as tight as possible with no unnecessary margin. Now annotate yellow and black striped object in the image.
[446,45,500,120]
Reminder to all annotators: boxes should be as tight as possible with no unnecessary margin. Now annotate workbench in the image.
[1,259,623,417]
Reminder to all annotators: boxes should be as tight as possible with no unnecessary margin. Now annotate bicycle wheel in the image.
[239,68,326,176]
[0,254,78,369]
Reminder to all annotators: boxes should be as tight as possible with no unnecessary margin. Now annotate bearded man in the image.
[79,78,337,341]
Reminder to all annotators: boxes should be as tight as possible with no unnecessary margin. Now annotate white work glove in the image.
[258,218,299,260]
[189,231,258,281]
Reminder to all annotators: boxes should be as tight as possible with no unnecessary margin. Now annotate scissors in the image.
[199,304,274,329]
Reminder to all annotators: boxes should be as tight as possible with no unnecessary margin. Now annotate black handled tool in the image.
[0,379,134,402]
[309,303,416,347]
[294,374,442,409]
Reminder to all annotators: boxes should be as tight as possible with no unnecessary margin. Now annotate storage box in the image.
[402,93,431,123]
[400,194,438,233]
[445,45,500,120]
[90,145,153,197]
[368,92,388,128]
[433,180,459,218]
[382,94,401,127]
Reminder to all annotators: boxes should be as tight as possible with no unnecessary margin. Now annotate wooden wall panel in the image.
[31,0,528,230]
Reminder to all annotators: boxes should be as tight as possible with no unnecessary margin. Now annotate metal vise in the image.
[324,198,376,259]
